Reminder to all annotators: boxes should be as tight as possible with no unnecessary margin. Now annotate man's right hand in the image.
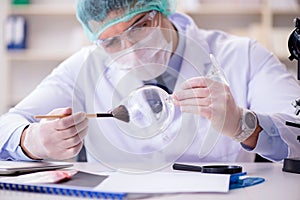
[20,107,88,160]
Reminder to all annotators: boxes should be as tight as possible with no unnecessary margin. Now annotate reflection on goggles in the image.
[94,10,159,53]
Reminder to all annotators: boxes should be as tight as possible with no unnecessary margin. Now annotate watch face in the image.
[245,112,257,129]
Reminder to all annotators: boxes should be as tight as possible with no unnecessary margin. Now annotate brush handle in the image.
[34,113,113,119]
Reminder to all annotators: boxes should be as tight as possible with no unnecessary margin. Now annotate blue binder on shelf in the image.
[6,15,27,50]
[0,171,127,199]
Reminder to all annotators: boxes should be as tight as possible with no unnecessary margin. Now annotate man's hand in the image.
[173,77,243,138]
[20,107,88,160]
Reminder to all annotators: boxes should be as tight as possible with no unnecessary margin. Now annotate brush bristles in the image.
[111,105,130,123]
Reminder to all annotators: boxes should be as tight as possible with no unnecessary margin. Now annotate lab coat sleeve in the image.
[242,112,300,161]
[241,114,289,162]
[0,47,90,160]
[0,114,32,160]
[242,40,300,161]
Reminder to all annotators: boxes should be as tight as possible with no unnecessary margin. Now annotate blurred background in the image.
[0,0,300,114]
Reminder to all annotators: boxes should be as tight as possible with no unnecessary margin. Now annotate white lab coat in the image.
[0,13,299,165]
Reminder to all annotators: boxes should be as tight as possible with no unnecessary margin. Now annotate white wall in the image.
[0,1,9,114]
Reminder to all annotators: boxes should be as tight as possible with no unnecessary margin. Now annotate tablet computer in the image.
[0,161,73,175]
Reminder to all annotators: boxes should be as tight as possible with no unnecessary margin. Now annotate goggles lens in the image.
[94,10,159,53]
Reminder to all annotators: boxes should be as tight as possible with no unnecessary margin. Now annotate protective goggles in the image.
[94,10,160,53]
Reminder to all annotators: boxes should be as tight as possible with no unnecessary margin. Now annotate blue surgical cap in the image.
[76,0,177,41]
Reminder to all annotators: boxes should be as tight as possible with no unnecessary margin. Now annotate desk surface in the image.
[0,162,299,200]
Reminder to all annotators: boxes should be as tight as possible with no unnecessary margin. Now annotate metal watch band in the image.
[233,109,257,143]
[233,129,254,142]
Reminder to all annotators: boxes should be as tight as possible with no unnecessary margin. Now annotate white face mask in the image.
[104,27,174,81]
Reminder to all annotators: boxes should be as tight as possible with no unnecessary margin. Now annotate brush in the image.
[34,105,130,123]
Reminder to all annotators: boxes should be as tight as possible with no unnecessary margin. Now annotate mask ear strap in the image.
[153,11,161,27]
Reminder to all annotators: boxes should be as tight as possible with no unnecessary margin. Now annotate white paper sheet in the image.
[95,172,230,193]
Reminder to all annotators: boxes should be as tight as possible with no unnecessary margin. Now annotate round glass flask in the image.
[115,85,175,139]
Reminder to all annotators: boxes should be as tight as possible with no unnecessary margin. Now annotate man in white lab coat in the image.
[0,0,299,170]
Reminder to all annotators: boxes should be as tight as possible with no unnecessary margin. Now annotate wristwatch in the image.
[234,109,257,142]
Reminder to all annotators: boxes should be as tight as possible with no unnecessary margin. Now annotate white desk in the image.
[0,162,299,200]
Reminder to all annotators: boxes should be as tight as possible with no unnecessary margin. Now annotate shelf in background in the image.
[271,7,300,15]
[9,4,76,15]
[7,49,76,61]
[178,4,264,15]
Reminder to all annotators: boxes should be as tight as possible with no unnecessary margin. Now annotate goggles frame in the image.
[94,10,159,53]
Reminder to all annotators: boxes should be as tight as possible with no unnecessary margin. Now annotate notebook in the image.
[0,163,264,199]
[0,161,73,175]
[0,170,127,199]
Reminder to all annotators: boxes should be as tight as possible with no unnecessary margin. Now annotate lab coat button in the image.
[270,127,276,135]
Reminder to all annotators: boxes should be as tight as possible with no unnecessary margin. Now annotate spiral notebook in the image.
[0,170,127,199]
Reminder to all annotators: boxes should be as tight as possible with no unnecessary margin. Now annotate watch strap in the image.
[233,109,257,142]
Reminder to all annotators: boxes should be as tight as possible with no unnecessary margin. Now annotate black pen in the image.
[173,163,243,174]
[172,163,203,172]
